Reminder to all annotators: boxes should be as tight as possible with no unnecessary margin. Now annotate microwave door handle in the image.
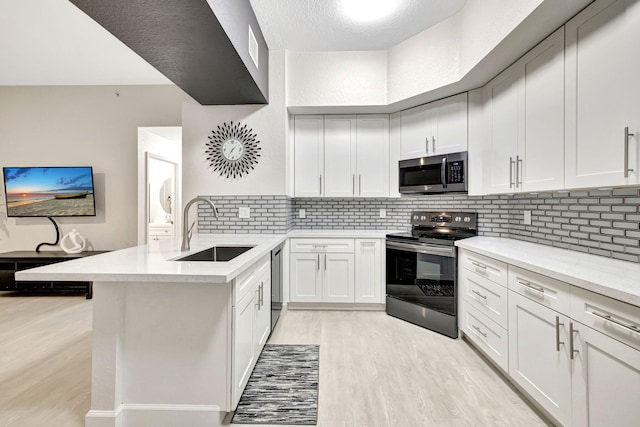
[441,157,447,188]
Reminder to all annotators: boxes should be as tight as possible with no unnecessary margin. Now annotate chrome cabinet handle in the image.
[255,288,261,307]
[324,254,327,271]
[352,174,355,195]
[432,136,436,154]
[517,279,545,294]
[471,261,487,270]
[319,174,323,195]
[359,174,362,195]
[317,253,320,271]
[570,322,578,360]
[360,241,376,246]
[555,316,564,352]
[472,324,487,338]
[592,311,640,334]
[509,157,515,189]
[425,137,429,154]
[259,282,264,306]
[471,289,487,300]
[516,155,523,187]
[624,127,635,178]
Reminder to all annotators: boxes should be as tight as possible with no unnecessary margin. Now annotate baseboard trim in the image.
[86,404,225,427]
[287,302,385,311]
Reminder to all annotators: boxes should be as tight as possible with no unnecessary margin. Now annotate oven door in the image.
[386,240,457,316]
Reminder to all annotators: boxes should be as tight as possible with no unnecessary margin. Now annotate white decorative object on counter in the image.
[60,229,86,254]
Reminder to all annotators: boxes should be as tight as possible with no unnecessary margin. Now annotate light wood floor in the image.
[0,296,550,427]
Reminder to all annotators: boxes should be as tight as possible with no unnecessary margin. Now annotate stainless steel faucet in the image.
[181,197,218,251]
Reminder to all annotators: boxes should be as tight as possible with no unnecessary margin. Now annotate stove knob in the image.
[455,216,461,222]
[464,217,471,222]
[420,216,426,221]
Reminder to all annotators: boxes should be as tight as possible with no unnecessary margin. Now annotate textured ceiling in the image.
[249,0,467,51]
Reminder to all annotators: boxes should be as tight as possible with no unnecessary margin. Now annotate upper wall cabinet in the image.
[565,0,640,188]
[481,28,565,194]
[294,116,324,197]
[400,93,468,160]
[294,115,390,197]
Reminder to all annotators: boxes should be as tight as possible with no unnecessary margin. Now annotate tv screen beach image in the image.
[3,167,96,217]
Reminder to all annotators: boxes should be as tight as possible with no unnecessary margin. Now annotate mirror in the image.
[159,177,173,214]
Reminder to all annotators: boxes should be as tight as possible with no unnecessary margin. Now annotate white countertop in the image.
[15,230,394,284]
[16,234,287,284]
[456,236,640,307]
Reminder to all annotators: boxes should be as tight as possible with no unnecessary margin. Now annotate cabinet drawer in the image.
[462,305,509,373]
[289,238,354,253]
[508,266,571,314]
[234,254,269,305]
[571,287,640,352]
[460,268,508,329]
[459,250,508,287]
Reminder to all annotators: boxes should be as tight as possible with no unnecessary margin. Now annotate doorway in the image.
[137,127,182,244]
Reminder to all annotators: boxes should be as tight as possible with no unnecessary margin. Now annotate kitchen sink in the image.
[174,246,255,262]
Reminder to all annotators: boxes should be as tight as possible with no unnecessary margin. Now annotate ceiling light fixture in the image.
[341,0,399,23]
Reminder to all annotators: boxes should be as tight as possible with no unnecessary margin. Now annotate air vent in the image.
[248,25,259,69]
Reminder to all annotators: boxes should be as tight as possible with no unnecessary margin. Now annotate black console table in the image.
[0,251,107,299]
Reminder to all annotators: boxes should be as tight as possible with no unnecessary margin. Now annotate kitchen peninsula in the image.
[16,234,286,427]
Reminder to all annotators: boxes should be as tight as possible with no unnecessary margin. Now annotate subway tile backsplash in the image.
[198,188,640,262]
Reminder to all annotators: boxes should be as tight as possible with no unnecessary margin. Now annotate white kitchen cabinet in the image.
[293,115,389,197]
[508,291,572,426]
[481,28,565,194]
[565,0,640,188]
[255,273,271,350]
[354,239,384,303]
[294,115,324,197]
[461,246,640,426]
[517,27,565,192]
[322,253,355,303]
[356,115,390,197]
[289,238,384,305]
[232,256,271,409]
[289,253,322,302]
[400,93,468,160]
[432,93,469,155]
[232,283,257,408]
[290,251,354,304]
[324,116,357,197]
[571,321,640,427]
[400,104,430,159]
[481,66,520,194]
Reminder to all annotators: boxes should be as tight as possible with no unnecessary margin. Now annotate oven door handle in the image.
[386,240,456,258]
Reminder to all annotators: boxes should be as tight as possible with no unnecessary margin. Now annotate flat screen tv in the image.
[2,166,96,217]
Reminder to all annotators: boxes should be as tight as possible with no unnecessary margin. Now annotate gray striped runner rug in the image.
[232,344,319,425]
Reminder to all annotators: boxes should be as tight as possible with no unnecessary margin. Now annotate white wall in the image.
[286,50,388,108]
[0,85,190,252]
[182,50,288,200]
[284,0,552,108]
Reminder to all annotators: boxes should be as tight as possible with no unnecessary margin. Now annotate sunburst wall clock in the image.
[205,121,261,178]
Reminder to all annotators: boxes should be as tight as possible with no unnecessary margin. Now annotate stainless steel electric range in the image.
[386,211,477,338]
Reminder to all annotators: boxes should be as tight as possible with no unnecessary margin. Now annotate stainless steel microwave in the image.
[399,151,468,194]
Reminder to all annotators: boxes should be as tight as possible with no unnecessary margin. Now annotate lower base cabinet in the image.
[289,238,383,304]
[508,291,572,426]
[460,248,640,426]
[232,256,271,409]
[571,322,640,427]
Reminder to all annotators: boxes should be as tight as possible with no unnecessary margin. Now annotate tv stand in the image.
[0,251,107,299]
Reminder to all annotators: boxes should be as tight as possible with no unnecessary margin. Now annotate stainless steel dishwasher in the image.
[270,242,284,333]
